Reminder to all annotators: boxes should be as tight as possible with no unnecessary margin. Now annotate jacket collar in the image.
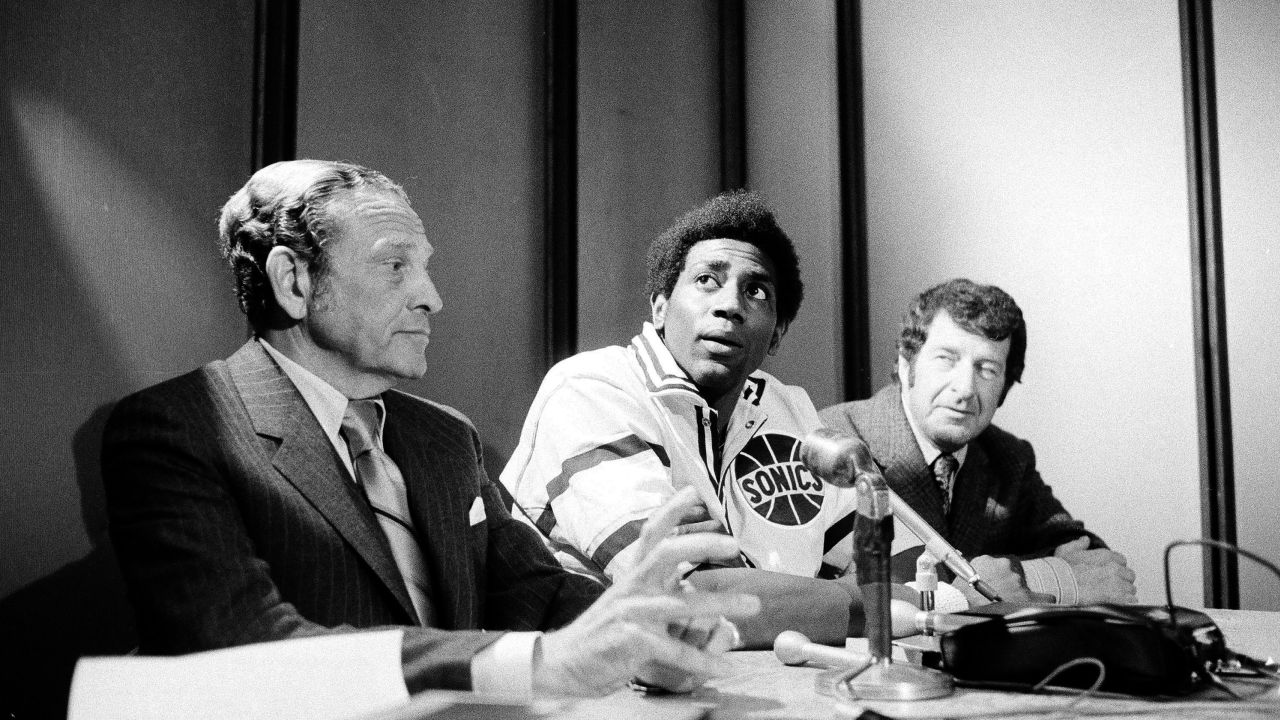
[863,385,994,551]
[630,322,704,400]
[226,339,420,622]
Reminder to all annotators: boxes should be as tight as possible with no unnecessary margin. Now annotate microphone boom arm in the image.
[887,491,1002,602]
[799,428,1002,603]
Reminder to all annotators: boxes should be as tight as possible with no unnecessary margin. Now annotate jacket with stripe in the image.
[501,323,859,580]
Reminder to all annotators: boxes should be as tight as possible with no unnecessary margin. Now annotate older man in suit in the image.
[102,159,756,697]
[819,279,1137,607]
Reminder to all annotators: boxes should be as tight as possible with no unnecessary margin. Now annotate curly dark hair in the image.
[897,278,1026,401]
[217,159,407,331]
[644,190,804,327]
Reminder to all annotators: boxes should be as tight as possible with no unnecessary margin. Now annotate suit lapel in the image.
[226,340,418,621]
[382,392,477,629]
[946,440,994,556]
[864,387,950,534]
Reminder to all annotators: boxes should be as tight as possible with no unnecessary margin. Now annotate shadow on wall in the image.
[0,404,137,720]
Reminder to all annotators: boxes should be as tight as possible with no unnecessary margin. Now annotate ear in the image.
[767,322,788,356]
[896,354,911,386]
[264,246,312,322]
[650,293,668,332]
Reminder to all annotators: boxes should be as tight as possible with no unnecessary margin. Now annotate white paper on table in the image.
[67,629,409,720]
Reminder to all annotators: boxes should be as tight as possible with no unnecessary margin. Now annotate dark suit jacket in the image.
[102,340,602,691]
[819,385,1103,584]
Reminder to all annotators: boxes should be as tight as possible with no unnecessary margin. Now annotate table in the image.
[675,608,1280,720]
[374,609,1280,720]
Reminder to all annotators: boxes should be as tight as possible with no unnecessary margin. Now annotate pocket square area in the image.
[468,496,486,525]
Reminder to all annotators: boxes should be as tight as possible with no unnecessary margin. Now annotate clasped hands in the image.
[532,487,760,696]
[964,536,1138,605]
[1053,535,1138,604]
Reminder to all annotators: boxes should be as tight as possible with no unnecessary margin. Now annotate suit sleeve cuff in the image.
[469,631,541,698]
[1021,557,1078,605]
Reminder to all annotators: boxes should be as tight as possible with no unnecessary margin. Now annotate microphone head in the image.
[772,630,812,665]
[799,428,863,488]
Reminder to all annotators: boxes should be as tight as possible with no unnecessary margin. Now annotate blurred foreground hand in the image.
[533,487,760,696]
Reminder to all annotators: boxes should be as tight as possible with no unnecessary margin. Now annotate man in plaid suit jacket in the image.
[820,279,1137,607]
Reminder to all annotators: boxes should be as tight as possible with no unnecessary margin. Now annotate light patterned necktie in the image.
[341,398,434,625]
[932,453,959,515]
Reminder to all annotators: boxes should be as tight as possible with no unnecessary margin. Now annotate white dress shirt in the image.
[259,339,541,697]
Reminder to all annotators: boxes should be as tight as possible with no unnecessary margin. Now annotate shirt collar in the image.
[630,322,704,400]
[899,383,968,470]
[258,338,386,448]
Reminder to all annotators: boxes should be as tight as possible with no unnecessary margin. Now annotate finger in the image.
[676,503,714,525]
[702,618,743,655]
[635,662,701,695]
[1056,536,1091,554]
[1114,586,1140,604]
[633,629,736,683]
[602,592,761,627]
[674,519,728,536]
[644,486,703,538]
[633,488,705,560]
[1077,549,1127,566]
[628,533,741,588]
[672,616,714,648]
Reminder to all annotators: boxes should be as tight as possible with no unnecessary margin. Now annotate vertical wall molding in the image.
[718,0,747,191]
[544,0,579,368]
[252,0,299,169]
[1178,0,1238,608]
[835,0,871,400]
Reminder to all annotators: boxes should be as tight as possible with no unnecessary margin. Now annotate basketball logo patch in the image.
[731,433,823,526]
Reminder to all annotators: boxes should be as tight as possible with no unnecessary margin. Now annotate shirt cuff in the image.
[470,631,541,698]
[1021,557,1079,605]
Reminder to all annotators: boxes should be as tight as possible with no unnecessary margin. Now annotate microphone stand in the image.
[836,470,953,701]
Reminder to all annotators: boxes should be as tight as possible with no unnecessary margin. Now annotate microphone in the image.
[773,630,872,669]
[798,429,955,700]
[801,429,1002,602]
[798,428,872,490]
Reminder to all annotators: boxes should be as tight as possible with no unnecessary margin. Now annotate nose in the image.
[413,271,444,314]
[950,366,976,398]
[710,285,746,323]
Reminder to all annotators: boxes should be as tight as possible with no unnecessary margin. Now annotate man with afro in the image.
[504,191,909,648]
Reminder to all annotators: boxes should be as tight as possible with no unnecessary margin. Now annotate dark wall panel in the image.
[296,1,547,464]
[0,2,256,715]
[1217,0,1280,611]
[577,0,721,352]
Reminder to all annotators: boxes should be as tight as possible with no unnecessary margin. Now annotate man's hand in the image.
[669,497,728,537]
[1053,537,1138,604]
[532,488,760,697]
[959,555,1055,605]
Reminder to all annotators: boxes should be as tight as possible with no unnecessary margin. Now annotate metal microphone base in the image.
[837,660,954,701]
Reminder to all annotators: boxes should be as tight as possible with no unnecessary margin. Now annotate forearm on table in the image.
[685,568,850,648]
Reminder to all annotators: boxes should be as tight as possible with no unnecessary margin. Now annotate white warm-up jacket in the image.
[501,323,859,580]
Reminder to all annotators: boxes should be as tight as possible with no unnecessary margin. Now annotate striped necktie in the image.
[932,453,959,515]
[341,398,434,625]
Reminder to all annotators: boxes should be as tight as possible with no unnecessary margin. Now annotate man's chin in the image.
[926,423,978,452]
[689,371,743,404]
[385,359,429,383]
